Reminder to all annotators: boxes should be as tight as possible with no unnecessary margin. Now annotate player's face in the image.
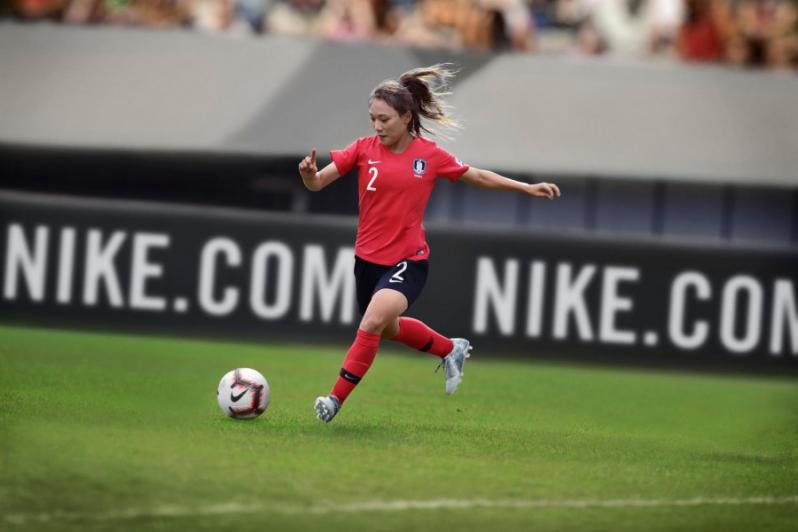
[369,98,411,149]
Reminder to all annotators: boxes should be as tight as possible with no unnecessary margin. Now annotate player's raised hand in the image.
[298,148,318,181]
[528,182,561,200]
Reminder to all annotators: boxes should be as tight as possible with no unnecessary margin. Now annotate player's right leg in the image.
[315,288,408,423]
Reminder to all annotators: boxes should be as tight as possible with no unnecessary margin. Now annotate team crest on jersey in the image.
[412,158,427,177]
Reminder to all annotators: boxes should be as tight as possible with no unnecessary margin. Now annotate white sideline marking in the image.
[4,496,798,524]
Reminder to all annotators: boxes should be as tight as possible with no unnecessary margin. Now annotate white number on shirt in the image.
[367,167,378,192]
[389,261,408,284]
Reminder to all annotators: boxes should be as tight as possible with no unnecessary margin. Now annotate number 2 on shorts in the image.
[389,261,407,284]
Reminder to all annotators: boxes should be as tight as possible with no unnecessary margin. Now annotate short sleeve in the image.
[435,146,470,182]
[330,138,362,176]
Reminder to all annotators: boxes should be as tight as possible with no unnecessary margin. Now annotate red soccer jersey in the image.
[331,135,469,266]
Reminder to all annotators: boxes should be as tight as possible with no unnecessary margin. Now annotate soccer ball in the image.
[217,368,270,419]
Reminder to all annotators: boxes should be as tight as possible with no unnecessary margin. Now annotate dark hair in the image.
[369,64,460,138]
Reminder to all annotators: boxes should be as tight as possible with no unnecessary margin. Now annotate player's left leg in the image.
[387,317,452,356]
[369,260,450,354]
[315,289,407,423]
[373,261,472,395]
[388,317,472,394]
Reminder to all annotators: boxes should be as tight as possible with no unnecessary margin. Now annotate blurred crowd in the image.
[3,0,797,69]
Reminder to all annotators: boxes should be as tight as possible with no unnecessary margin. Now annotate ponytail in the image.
[370,64,461,138]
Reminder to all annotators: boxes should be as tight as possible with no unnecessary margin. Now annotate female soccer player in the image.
[298,65,560,423]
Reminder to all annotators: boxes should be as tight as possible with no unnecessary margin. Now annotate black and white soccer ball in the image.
[217,368,270,419]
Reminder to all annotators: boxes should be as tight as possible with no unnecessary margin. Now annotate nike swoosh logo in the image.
[230,390,247,402]
[368,160,381,164]
[389,279,402,283]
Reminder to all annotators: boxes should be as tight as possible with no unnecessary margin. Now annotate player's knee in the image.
[381,318,400,339]
[360,314,388,335]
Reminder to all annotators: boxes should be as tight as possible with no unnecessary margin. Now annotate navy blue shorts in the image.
[354,256,429,315]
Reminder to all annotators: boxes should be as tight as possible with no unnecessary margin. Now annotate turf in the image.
[0,324,796,531]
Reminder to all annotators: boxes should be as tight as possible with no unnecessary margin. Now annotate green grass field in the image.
[1,324,796,531]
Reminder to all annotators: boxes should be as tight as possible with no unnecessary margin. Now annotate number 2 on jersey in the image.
[367,167,378,192]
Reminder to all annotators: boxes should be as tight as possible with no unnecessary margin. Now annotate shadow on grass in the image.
[210,414,392,440]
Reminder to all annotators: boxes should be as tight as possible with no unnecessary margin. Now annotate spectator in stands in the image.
[676,0,732,63]
[58,0,189,26]
[554,0,599,28]
[264,0,325,36]
[552,0,607,55]
[4,0,796,69]
[573,15,607,54]
[10,0,66,19]
[419,0,533,51]
[390,0,462,48]
[588,0,683,57]
[529,0,557,29]
[456,0,507,50]
[727,0,797,68]
[62,0,102,22]
[318,0,380,41]
[189,0,233,31]
[233,0,273,32]
[649,0,686,52]
[498,0,536,51]
[370,0,404,37]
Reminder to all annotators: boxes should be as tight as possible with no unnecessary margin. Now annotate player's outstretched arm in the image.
[298,148,342,192]
[459,167,560,199]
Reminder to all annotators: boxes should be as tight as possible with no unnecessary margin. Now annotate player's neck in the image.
[386,134,415,154]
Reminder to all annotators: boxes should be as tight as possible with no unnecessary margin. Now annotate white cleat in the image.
[314,395,340,423]
[440,338,472,395]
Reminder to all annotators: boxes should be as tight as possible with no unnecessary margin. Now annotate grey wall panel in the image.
[594,180,655,236]
[730,188,794,246]
[451,56,798,186]
[425,180,456,222]
[461,185,520,226]
[526,176,589,232]
[0,23,318,151]
[662,184,725,240]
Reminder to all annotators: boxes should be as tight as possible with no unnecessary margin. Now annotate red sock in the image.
[330,329,381,405]
[390,317,453,358]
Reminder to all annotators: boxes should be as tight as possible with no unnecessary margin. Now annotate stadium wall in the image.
[2,23,798,186]
[2,191,796,373]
